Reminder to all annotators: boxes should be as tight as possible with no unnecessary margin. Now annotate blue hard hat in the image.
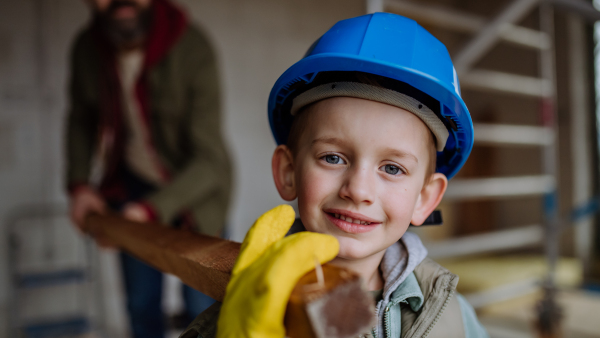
[268,12,473,179]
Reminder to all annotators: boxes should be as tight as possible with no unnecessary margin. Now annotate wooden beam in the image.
[86,214,240,301]
[84,214,375,337]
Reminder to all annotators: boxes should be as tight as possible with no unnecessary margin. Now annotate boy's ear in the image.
[272,145,297,201]
[411,173,448,226]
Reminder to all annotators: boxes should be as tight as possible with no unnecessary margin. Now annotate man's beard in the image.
[99,0,151,47]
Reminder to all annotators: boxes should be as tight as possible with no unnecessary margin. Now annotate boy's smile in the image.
[325,209,382,234]
[272,96,447,288]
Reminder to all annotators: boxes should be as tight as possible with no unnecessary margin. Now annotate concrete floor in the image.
[480,290,600,338]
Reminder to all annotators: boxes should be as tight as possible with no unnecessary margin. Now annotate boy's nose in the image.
[339,166,375,205]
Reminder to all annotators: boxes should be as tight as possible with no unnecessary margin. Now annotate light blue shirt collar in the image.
[390,272,424,312]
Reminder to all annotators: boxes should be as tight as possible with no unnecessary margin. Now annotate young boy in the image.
[181,12,488,338]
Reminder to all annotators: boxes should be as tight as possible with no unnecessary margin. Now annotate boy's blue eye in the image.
[324,154,343,164]
[383,164,401,175]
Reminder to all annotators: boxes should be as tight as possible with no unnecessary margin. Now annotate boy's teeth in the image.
[332,213,372,225]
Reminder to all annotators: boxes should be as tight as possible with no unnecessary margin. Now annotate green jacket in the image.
[66,22,232,236]
[179,258,488,338]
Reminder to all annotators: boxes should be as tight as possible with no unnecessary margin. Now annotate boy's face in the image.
[273,97,447,262]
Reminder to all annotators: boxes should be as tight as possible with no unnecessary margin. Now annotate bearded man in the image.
[65,1,232,336]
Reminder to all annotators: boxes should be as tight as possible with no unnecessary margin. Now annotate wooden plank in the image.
[460,70,552,98]
[83,214,375,337]
[425,225,543,258]
[85,214,239,302]
[473,123,555,147]
[444,175,555,200]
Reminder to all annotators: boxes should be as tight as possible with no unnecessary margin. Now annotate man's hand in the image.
[217,205,339,338]
[122,202,151,223]
[69,186,106,232]
[70,186,118,248]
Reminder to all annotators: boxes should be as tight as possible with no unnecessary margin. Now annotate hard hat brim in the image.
[268,53,474,179]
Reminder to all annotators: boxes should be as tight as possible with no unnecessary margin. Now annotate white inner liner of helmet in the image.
[290,82,449,151]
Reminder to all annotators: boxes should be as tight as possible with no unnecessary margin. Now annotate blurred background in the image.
[1,0,600,337]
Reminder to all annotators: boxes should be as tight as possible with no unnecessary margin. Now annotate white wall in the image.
[178,0,365,240]
[0,0,90,335]
[0,0,363,336]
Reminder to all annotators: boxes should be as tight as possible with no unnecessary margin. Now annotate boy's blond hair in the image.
[285,73,438,181]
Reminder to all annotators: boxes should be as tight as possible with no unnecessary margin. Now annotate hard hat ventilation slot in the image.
[299,72,317,83]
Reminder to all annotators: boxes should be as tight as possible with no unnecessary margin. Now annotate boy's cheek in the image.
[298,169,336,204]
[385,187,421,217]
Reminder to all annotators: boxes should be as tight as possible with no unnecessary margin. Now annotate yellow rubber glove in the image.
[217,205,339,338]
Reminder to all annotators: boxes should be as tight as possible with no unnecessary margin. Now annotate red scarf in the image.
[92,0,187,202]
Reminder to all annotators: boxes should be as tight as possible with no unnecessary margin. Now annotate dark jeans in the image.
[112,168,216,338]
[119,253,216,338]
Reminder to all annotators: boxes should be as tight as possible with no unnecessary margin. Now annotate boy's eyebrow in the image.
[384,148,419,163]
[311,137,345,147]
[311,137,419,163]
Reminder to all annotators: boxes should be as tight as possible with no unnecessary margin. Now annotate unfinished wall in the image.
[177,0,365,241]
[0,0,364,336]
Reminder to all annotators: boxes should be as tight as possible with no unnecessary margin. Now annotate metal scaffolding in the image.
[367,0,600,335]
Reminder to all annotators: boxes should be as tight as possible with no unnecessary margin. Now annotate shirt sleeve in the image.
[143,28,231,231]
[456,293,490,338]
[66,31,99,189]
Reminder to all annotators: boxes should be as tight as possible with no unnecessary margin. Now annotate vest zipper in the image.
[384,304,391,338]
[371,300,380,338]
[422,291,454,338]
[372,299,400,338]
[382,299,404,338]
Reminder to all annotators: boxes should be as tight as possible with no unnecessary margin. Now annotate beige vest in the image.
[401,258,464,338]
